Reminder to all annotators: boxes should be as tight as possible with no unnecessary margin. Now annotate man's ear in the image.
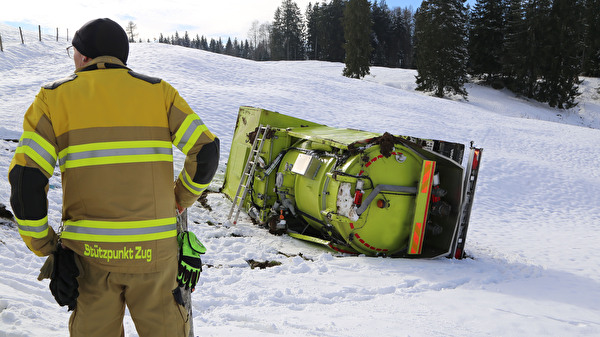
[81,55,92,66]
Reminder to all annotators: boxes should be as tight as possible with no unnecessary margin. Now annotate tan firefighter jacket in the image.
[9,56,219,273]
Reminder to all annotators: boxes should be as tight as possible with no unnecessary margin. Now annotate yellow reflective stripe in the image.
[60,231,176,243]
[58,140,173,170]
[16,131,57,175]
[173,114,198,146]
[60,140,171,154]
[21,131,57,159]
[61,218,177,242]
[173,114,208,154]
[16,217,49,238]
[181,125,206,154]
[179,170,209,195]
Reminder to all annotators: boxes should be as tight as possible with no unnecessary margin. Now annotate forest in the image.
[155,0,600,108]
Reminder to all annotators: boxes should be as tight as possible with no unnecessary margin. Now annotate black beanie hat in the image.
[72,18,129,64]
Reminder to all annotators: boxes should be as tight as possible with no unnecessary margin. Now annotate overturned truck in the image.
[222,107,482,259]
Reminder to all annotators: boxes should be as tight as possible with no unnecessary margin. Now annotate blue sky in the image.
[1,0,474,42]
[383,0,425,10]
[385,0,474,10]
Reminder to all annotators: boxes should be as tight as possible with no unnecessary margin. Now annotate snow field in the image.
[1,24,599,336]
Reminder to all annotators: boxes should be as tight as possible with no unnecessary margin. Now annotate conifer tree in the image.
[522,0,553,99]
[306,2,322,60]
[395,7,416,68]
[540,0,583,108]
[389,7,413,68]
[270,0,305,60]
[182,31,191,47]
[582,0,600,76]
[503,0,528,93]
[343,0,373,78]
[469,0,507,82]
[320,0,347,62]
[225,38,234,56]
[371,1,393,66]
[415,0,469,98]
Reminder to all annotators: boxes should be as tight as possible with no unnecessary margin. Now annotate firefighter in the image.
[8,18,219,336]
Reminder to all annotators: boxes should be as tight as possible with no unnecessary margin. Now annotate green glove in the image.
[177,231,206,292]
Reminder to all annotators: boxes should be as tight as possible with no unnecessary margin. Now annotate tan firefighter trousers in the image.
[68,256,190,337]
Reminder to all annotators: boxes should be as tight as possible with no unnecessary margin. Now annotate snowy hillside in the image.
[1,24,600,336]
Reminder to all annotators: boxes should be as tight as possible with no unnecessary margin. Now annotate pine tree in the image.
[225,38,234,55]
[582,0,600,76]
[415,0,469,98]
[217,38,224,53]
[540,0,583,108]
[209,38,218,53]
[343,0,373,78]
[306,2,322,60]
[319,0,347,62]
[191,34,200,49]
[371,1,393,66]
[306,1,346,62]
[388,7,413,68]
[468,0,507,83]
[270,0,305,60]
[395,7,416,68]
[182,31,191,47]
[242,40,251,59]
[522,0,553,99]
[503,0,528,93]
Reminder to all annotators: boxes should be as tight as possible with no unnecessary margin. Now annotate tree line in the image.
[156,0,600,109]
[413,0,599,108]
[157,1,415,66]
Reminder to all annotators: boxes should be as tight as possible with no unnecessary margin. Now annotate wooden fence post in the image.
[0,34,3,52]
[56,27,59,42]
[19,27,24,44]
[39,25,42,41]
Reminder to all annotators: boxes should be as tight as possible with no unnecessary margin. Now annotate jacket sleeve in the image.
[167,86,219,208]
[8,89,59,256]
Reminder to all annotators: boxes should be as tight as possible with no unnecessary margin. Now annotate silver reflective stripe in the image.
[177,119,204,151]
[64,224,177,236]
[181,170,205,193]
[18,222,49,233]
[19,138,56,168]
[59,147,173,167]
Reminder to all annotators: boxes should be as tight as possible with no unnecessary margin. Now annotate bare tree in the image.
[126,21,138,43]
[247,21,271,60]
[248,20,260,49]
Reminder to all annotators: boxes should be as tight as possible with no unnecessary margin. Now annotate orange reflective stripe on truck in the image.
[408,160,436,255]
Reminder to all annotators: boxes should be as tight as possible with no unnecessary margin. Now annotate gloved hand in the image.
[49,243,80,311]
[38,254,54,281]
[177,231,206,292]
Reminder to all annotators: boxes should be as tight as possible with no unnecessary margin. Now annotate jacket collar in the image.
[75,56,129,73]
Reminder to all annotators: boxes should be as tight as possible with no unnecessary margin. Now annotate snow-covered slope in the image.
[1,24,599,336]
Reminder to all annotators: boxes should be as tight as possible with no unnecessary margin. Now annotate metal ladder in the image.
[227,125,270,225]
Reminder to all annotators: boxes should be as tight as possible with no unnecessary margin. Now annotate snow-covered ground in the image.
[1,24,599,336]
